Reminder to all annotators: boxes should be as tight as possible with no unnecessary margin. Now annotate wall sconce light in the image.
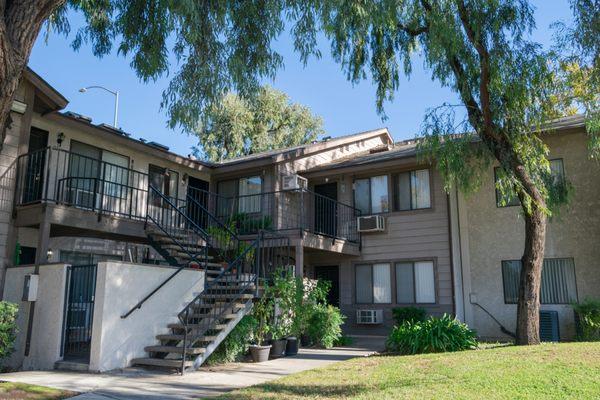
[46,249,53,260]
[182,173,188,184]
[56,132,65,147]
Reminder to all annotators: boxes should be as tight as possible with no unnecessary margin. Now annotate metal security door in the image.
[62,264,97,362]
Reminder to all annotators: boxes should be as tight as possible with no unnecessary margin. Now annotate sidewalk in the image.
[0,338,384,399]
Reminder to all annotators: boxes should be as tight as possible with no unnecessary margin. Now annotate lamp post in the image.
[79,85,120,128]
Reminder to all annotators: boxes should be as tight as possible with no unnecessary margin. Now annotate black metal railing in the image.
[178,230,291,371]
[187,186,361,243]
[62,264,98,362]
[14,147,150,219]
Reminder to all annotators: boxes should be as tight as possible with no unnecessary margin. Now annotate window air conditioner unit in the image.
[357,215,385,233]
[282,174,308,190]
[356,309,383,324]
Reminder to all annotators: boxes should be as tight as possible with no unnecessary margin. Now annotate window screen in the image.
[373,263,391,303]
[238,176,262,213]
[502,258,577,304]
[394,169,431,210]
[395,261,436,304]
[355,264,373,303]
[354,179,370,215]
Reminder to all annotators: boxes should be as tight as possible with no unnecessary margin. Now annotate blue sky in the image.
[29,1,572,157]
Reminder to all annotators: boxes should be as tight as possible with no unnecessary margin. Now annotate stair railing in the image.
[121,186,222,318]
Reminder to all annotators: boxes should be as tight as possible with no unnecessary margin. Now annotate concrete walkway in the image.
[0,338,384,399]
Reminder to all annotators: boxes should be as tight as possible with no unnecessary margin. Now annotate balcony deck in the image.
[7,147,361,254]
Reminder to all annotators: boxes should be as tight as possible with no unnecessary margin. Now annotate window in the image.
[354,175,389,215]
[60,250,122,265]
[393,169,431,211]
[102,151,129,198]
[495,159,565,207]
[355,263,391,303]
[217,176,263,215]
[149,165,179,206]
[238,176,262,213]
[502,258,577,304]
[395,261,436,304]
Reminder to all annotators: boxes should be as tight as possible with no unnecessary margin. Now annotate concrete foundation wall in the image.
[89,262,204,372]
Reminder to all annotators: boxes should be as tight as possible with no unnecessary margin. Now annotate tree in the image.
[295,0,598,345]
[0,0,597,344]
[193,86,323,162]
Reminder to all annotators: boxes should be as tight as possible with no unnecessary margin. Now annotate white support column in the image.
[34,218,51,265]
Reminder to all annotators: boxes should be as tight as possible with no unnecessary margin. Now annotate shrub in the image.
[573,299,600,341]
[0,302,18,360]
[387,314,478,355]
[307,304,346,348]
[392,306,427,326]
[205,315,257,365]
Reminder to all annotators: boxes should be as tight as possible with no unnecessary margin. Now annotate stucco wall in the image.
[2,264,69,370]
[89,261,204,372]
[2,265,35,369]
[460,130,600,340]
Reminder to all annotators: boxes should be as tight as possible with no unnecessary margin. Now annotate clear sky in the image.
[29,1,573,157]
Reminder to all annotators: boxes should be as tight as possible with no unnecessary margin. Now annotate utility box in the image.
[22,274,39,302]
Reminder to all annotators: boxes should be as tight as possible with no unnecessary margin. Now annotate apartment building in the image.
[0,69,598,372]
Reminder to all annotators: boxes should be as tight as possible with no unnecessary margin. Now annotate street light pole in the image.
[79,85,120,128]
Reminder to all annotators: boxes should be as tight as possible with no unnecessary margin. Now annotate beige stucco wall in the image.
[2,264,69,370]
[89,261,204,372]
[460,130,600,340]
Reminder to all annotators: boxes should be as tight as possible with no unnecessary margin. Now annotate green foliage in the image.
[229,213,273,235]
[193,86,323,162]
[251,291,273,346]
[573,299,600,341]
[392,307,427,326]
[291,278,331,339]
[0,302,18,360]
[306,304,345,349]
[267,267,298,339]
[333,334,353,347]
[205,315,257,365]
[387,314,478,355]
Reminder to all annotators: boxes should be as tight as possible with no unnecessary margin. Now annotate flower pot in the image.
[285,336,299,356]
[249,344,272,363]
[269,339,287,359]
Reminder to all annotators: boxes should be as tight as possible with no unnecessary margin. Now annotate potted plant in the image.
[268,267,297,358]
[249,293,272,362]
[269,308,289,359]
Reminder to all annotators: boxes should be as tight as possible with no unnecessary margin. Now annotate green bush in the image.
[205,315,257,365]
[387,314,478,355]
[573,299,600,341]
[307,304,346,348]
[392,306,427,325]
[0,301,18,360]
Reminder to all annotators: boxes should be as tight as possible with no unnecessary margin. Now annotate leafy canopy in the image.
[193,86,323,162]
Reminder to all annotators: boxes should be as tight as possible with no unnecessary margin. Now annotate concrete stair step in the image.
[157,334,218,342]
[132,358,192,369]
[145,345,205,355]
[167,322,228,331]
[200,293,254,300]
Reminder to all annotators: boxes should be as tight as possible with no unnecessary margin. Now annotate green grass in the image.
[216,342,600,400]
[0,381,77,399]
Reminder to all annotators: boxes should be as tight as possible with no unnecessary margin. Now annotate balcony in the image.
[6,147,360,252]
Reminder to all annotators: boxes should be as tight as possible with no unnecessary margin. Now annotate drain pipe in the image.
[472,302,516,338]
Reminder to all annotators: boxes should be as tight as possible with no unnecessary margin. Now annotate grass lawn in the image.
[0,381,77,399]
[217,342,600,400]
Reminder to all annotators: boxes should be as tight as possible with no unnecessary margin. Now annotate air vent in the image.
[539,310,560,342]
[147,141,170,151]
[64,111,92,123]
[357,215,385,233]
[98,123,130,137]
[356,309,383,324]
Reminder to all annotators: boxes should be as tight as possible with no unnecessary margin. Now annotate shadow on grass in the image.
[218,382,370,399]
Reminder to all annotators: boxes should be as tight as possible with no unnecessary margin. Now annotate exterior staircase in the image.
[128,186,269,373]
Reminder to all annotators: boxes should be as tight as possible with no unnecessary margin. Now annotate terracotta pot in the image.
[249,344,271,363]
[269,339,287,359]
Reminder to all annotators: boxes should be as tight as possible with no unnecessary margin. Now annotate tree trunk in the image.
[515,198,547,345]
[0,0,66,150]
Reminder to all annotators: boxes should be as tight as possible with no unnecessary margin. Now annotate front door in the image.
[314,265,340,307]
[21,127,48,203]
[314,182,337,237]
[187,176,210,228]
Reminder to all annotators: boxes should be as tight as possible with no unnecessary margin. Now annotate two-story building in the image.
[0,69,598,373]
